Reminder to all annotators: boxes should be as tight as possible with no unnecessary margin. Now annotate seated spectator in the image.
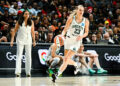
[98,27,105,36]
[7,27,16,42]
[28,5,37,16]
[89,14,97,33]
[51,20,58,31]
[83,32,92,44]
[0,24,9,42]
[96,31,102,41]
[90,34,97,44]
[41,17,50,28]
[85,0,97,6]
[0,0,10,15]
[113,21,120,44]
[33,17,41,31]
[107,29,114,40]
[9,2,18,16]
[0,0,118,45]
[17,0,23,8]
[114,21,120,37]
[0,8,10,26]
[0,36,7,42]
[103,32,115,44]
[103,20,112,33]
[1,7,15,27]
[46,32,54,43]
[58,5,62,13]
[39,27,47,43]
[35,31,40,43]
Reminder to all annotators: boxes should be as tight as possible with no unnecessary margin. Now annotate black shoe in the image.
[26,74,31,77]
[52,73,56,83]
[16,74,20,77]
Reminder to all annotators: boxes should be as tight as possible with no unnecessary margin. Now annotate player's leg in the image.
[64,49,69,56]
[79,56,89,68]
[52,38,78,82]
[58,49,77,76]
[50,57,61,68]
[46,59,54,77]
[88,57,94,68]
[48,57,63,76]
[78,56,95,74]
[52,49,77,82]
[48,58,60,77]
[65,50,77,65]
[92,54,101,69]
[73,56,82,75]
[89,54,108,74]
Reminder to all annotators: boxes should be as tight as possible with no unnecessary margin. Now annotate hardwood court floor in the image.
[0,76,120,86]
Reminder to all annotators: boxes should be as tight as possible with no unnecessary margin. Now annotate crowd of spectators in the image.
[0,0,120,45]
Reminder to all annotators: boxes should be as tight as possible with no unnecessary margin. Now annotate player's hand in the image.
[76,35,83,41]
[33,41,36,47]
[59,34,65,39]
[10,41,13,47]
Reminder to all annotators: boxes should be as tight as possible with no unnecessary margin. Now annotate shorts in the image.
[86,50,97,55]
[64,36,82,52]
[72,55,79,62]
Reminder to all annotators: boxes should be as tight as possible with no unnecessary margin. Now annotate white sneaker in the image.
[81,68,89,75]
[74,68,80,75]
[74,62,81,75]
[79,67,82,73]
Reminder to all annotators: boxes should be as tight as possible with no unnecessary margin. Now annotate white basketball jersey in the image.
[66,16,86,37]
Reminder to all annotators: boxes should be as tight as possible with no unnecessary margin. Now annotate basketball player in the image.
[46,35,64,77]
[52,5,95,82]
[74,44,108,75]
[73,44,95,75]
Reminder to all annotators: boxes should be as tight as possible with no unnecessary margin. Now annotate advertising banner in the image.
[0,44,120,74]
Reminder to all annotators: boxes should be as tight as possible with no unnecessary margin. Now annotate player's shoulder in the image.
[84,17,89,21]
[84,17,89,24]
[67,16,74,22]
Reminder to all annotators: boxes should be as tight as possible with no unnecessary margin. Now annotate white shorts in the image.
[86,50,97,55]
[72,55,79,62]
[64,36,82,52]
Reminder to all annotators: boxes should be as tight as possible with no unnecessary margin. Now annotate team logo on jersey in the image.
[73,48,76,51]
[72,25,81,28]
[81,23,84,27]
[38,49,48,65]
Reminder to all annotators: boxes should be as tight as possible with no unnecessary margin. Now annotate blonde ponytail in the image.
[69,8,77,18]
[69,5,84,18]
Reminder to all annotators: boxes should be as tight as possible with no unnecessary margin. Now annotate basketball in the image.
[54,35,65,46]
